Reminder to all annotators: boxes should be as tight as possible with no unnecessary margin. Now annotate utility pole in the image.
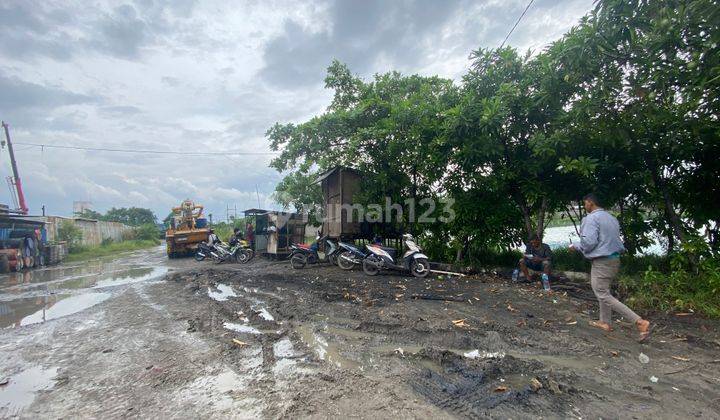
[1,121,28,214]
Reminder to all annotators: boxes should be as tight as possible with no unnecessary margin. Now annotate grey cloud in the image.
[0,2,78,61]
[161,76,180,87]
[99,105,143,116]
[90,5,149,59]
[0,72,97,131]
[0,73,95,110]
[259,0,465,88]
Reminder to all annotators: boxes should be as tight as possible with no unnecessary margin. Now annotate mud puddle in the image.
[208,283,238,301]
[294,323,361,370]
[0,365,59,416]
[0,245,170,328]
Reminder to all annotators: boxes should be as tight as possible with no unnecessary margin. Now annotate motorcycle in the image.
[229,237,254,264]
[336,241,369,270]
[195,242,215,261]
[195,239,251,264]
[289,236,341,269]
[362,234,430,278]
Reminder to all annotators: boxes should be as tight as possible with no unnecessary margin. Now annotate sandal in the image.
[638,323,654,343]
[589,320,613,332]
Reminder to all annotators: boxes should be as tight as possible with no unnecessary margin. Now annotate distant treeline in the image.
[76,207,157,227]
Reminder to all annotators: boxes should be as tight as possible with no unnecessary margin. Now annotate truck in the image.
[165,199,209,258]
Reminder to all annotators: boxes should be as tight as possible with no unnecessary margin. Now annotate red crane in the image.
[1,121,29,214]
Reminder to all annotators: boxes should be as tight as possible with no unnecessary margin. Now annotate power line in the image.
[498,0,535,49]
[13,141,279,156]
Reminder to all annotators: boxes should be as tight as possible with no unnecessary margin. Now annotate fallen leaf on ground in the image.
[452,319,469,328]
[566,321,577,325]
[610,351,619,357]
[232,339,247,347]
[671,356,691,362]
[675,312,693,316]
[507,304,517,312]
[494,385,508,392]
[530,378,542,391]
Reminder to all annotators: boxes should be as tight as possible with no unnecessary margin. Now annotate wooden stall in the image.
[317,167,363,240]
[243,209,306,258]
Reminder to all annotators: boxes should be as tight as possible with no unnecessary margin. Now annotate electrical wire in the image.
[12,141,279,156]
[498,0,535,49]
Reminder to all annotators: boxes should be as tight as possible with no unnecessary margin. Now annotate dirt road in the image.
[1,245,718,418]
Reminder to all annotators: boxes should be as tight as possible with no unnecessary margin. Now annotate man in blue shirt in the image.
[570,193,652,341]
[518,233,553,280]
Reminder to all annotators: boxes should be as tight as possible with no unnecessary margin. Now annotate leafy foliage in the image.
[75,207,158,227]
[267,0,720,266]
[57,220,83,252]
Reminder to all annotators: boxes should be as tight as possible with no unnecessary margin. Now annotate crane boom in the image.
[2,121,29,214]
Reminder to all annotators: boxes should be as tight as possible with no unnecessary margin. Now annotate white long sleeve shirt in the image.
[575,209,625,259]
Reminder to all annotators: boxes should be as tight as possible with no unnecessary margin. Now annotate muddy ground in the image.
[1,245,719,418]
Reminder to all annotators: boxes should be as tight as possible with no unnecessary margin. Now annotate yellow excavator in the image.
[165,199,209,258]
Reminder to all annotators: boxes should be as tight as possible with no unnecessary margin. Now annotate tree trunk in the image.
[535,197,547,240]
[618,200,637,255]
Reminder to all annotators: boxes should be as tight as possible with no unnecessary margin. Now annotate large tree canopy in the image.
[267,0,720,259]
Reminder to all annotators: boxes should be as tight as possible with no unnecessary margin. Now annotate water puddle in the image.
[93,266,168,289]
[273,338,296,358]
[207,284,238,302]
[0,366,59,416]
[0,292,111,328]
[223,322,261,335]
[254,307,274,321]
[177,368,253,412]
[464,349,506,359]
[295,324,360,370]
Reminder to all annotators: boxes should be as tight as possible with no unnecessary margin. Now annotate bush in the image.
[101,237,114,246]
[121,229,136,241]
[620,240,720,317]
[469,249,524,268]
[58,220,83,252]
[135,223,160,241]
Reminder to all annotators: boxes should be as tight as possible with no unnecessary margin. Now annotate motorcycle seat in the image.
[368,244,397,258]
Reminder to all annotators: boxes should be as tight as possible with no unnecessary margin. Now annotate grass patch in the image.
[65,239,160,262]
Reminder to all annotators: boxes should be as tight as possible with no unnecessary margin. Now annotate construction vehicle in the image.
[165,199,209,258]
[2,121,29,214]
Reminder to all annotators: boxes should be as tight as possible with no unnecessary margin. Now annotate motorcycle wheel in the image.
[410,258,430,278]
[328,254,337,266]
[337,251,355,270]
[194,252,205,262]
[290,253,307,269]
[362,256,380,276]
[245,249,255,262]
[236,250,251,264]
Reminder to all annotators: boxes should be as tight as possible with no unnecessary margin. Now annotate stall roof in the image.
[243,208,270,215]
[315,166,361,184]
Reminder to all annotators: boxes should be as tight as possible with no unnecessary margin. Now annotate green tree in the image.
[57,220,83,251]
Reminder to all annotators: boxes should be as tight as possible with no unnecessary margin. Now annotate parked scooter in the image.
[289,236,341,269]
[362,234,430,278]
[336,241,369,270]
[228,236,254,264]
[195,240,248,264]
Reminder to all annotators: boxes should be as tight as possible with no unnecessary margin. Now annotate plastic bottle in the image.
[512,269,519,282]
[542,273,550,291]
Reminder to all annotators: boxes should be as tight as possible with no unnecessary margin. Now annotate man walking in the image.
[570,193,652,341]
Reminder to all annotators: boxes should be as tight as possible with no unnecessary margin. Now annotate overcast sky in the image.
[0,0,593,221]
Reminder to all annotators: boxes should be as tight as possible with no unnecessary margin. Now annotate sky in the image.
[0,0,594,221]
